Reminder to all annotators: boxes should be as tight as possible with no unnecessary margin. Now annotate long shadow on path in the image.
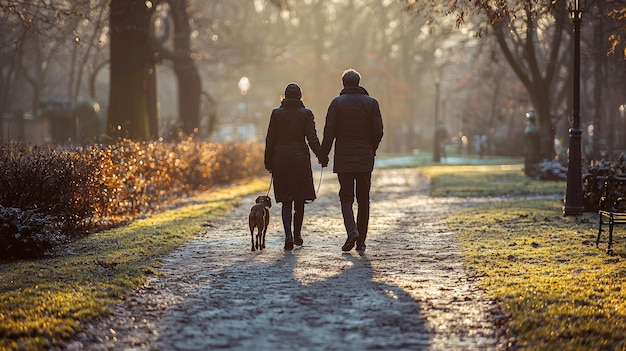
[155,248,431,351]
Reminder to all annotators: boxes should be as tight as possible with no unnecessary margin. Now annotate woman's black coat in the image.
[264,99,322,204]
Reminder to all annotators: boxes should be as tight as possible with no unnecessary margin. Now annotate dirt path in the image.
[65,168,510,350]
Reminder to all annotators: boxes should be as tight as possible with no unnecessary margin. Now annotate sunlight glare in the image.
[253,0,264,13]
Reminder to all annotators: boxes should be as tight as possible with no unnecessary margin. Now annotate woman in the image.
[264,82,323,250]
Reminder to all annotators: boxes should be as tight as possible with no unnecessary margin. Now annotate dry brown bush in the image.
[0,139,265,259]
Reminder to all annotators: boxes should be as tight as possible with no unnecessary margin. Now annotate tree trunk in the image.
[146,64,159,139]
[107,0,153,140]
[176,61,201,135]
[529,88,555,160]
[169,0,201,136]
[591,1,606,159]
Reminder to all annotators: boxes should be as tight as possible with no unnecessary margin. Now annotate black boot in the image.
[293,201,304,246]
[356,240,366,252]
[356,229,367,252]
[342,231,359,252]
[294,233,303,246]
[341,201,359,251]
[284,234,294,250]
[282,203,294,250]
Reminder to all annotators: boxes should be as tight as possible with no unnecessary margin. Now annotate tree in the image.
[108,0,207,140]
[0,0,109,143]
[491,1,571,159]
[1,1,268,142]
[107,0,155,140]
[406,0,571,158]
[404,0,626,160]
[183,0,292,139]
[152,0,202,136]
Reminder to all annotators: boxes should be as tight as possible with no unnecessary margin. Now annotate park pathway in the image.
[65,167,511,350]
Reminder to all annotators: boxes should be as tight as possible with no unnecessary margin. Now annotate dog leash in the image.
[315,166,323,196]
[266,174,273,197]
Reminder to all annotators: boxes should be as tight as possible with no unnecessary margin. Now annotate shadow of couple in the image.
[156,249,432,350]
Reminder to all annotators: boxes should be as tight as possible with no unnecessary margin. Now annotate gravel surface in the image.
[64,168,512,351]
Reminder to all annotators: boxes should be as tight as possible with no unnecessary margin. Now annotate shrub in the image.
[582,154,626,212]
[530,159,567,181]
[0,139,265,259]
[0,143,105,231]
[0,206,64,260]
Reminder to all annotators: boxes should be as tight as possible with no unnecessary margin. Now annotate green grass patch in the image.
[0,179,267,351]
[375,152,523,170]
[450,200,626,350]
[430,164,626,349]
[421,164,565,197]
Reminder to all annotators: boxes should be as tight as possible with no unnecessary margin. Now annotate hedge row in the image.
[0,139,265,259]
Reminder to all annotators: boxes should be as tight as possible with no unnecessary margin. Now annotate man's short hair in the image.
[342,69,361,87]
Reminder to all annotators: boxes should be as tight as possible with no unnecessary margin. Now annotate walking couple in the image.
[264,68,384,252]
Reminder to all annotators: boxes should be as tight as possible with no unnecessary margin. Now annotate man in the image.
[319,68,384,252]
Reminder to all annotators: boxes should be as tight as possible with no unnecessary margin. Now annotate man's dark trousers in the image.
[338,172,372,244]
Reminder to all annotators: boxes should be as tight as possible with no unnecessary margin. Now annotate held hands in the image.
[318,155,329,168]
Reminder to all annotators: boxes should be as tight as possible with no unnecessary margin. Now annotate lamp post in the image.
[238,76,250,140]
[433,48,442,163]
[433,78,441,162]
[563,0,584,216]
[617,104,626,149]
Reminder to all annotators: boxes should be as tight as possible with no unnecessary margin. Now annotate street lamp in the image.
[433,48,442,163]
[563,0,584,216]
[433,78,441,162]
[238,76,250,139]
[617,104,626,150]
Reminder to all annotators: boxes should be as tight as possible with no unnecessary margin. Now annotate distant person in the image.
[479,134,488,158]
[435,120,448,158]
[265,83,324,250]
[319,69,384,252]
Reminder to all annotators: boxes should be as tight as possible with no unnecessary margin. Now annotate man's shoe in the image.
[356,242,366,252]
[294,234,303,246]
[284,234,294,250]
[342,232,359,252]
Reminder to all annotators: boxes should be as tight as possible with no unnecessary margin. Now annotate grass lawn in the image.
[422,164,564,197]
[0,179,267,351]
[422,164,626,350]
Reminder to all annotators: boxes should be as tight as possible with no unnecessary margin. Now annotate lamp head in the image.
[238,76,250,95]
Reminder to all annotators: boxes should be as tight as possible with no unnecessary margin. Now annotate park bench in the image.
[596,175,626,253]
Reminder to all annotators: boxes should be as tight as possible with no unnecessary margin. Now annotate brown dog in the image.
[249,195,271,251]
